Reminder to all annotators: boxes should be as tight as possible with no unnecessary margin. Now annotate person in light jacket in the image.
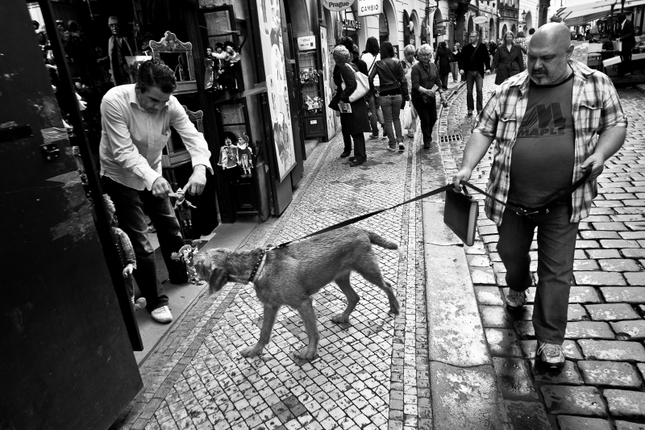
[492,31,525,85]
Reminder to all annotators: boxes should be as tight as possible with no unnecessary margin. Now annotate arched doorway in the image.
[525,12,534,33]
[433,9,444,48]
[511,24,517,35]
[467,15,474,45]
[379,0,397,45]
[489,18,496,43]
[501,23,507,37]
[403,10,411,47]
[410,10,420,47]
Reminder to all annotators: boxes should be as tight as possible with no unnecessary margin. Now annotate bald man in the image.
[453,23,627,369]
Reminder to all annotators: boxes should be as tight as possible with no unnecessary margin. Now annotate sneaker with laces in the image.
[505,289,527,310]
[398,143,405,152]
[387,144,397,152]
[536,341,565,369]
[151,305,173,324]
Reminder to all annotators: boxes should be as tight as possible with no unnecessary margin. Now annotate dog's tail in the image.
[368,231,398,250]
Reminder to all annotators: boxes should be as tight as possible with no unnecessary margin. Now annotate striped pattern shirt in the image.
[473,60,627,224]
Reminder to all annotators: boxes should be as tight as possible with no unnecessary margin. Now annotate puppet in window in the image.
[217,132,239,170]
[236,133,253,178]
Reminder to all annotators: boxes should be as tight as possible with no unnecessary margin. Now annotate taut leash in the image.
[266,169,592,250]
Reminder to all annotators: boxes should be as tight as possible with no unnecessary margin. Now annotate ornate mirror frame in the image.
[150,31,197,95]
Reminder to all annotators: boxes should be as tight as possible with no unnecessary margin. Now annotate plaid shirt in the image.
[473,60,627,224]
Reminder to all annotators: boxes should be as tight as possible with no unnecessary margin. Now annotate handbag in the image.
[444,189,479,246]
[341,63,369,103]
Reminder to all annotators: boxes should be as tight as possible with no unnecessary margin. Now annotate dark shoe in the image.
[467,110,473,117]
[340,150,351,158]
[370,133,379,139]
[398,143,405,152]
[536,341,565,369]
[505,289,527,310]
[423,140,432,149]
[350,157,366,167]
[387,144,397,152]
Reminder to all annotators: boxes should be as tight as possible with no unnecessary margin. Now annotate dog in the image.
[193,226,401,360]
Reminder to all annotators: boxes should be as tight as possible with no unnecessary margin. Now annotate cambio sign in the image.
[357,0,382,16]
[322,0,355,11]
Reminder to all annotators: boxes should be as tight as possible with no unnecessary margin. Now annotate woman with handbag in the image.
[492,31,525,85]
[360,37,384,139]
[411,44,444,150]
[329,45,371,167]
[369,41,409,152]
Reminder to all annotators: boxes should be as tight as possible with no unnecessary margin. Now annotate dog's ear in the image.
[208,268,229,294]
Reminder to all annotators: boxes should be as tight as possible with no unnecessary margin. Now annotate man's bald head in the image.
[529,23,573,54]
[527,23,574,85]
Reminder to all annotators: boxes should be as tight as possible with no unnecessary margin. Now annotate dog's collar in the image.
[248,249,268,284]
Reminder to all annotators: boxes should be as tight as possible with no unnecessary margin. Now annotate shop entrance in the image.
[1,1,142,429]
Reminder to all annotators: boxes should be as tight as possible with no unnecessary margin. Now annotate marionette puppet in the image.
[217,134,239,170]
[236,133,253,178]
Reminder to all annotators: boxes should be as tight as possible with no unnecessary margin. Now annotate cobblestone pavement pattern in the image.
[439,74,645,430]
[115,86,459,430]
[113,75,645,430]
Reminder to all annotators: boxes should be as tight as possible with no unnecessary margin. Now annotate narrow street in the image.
[115,76,645,430]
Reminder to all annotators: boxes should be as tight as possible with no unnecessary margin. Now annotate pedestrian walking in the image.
[368,41,409,152]
[616,12,636,76]
[411,44,443,150]
[100,59,214,324]
[329,45,371,167]
[360,36,384,139]
[450,43,462,83]
[434,41,452,90]
[401,44,419,138]
[491,31,525,85]
[452,23,627,369]
[459,31,491,117]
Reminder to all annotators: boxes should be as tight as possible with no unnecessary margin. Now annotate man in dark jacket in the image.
[617,13,636,76]
[459,31,491,116]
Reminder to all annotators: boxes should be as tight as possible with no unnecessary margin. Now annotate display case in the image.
[298,50,325,139]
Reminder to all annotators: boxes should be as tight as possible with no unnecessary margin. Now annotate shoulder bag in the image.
[341,63,369,103]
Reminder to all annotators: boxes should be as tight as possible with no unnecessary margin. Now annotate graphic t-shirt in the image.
[508,73,575,208]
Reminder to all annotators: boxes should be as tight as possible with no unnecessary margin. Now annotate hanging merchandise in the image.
[236,133,253,178]
[217,134,239,170]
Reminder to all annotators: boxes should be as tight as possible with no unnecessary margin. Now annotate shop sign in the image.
[343,19,362,30]
[322,0,355,11]
[473,16,488,25]
[357,0,382,17]
[297,36,316,51]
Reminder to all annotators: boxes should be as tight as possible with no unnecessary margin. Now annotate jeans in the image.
[103,177,187,311]
[450,62,459,81]
[380,94,404,145]
[465,71,484,112]
[412,96,437,146]
[367,93,384,135]
[497,202,579,344]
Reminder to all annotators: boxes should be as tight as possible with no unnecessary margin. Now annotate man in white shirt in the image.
[100,59,213,323]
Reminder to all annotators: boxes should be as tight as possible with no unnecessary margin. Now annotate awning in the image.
[556,0,645,25]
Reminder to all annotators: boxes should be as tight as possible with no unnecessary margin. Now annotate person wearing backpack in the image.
[368,41,409,152]
[361,37,384,139]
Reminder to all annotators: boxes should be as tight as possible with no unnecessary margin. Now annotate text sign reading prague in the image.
[322,0,355,11]
[357,0,382,16]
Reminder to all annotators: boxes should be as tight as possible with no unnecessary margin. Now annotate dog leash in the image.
[271,169,591,250]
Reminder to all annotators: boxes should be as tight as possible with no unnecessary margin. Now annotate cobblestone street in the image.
[114,75,645,430]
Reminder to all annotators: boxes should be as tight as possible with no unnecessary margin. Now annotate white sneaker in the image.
[537,341,565,369]
[151,305,173,324]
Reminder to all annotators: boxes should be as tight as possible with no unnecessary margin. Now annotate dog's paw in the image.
[389,304,400,315]
[294,348,317,361]
[331,314,350,324]
[240,345,263,357]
